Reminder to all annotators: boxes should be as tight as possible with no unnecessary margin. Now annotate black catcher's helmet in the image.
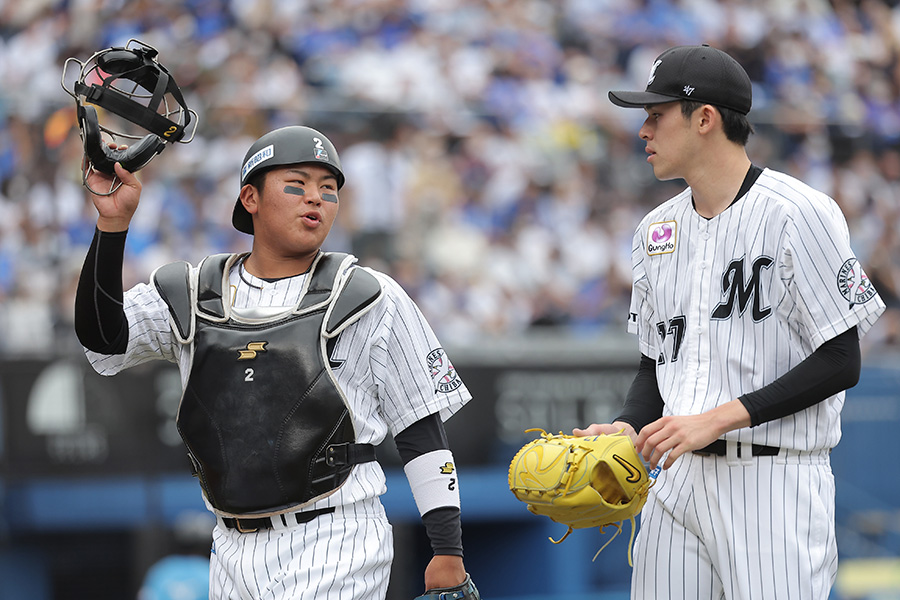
[232,126,345,235]
[61,38,197,195]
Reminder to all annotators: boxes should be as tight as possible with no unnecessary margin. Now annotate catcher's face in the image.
[243,164,339,258]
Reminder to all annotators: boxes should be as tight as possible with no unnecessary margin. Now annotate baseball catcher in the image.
[508,428,656,564]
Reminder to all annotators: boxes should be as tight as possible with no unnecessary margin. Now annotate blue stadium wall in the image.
[0,340,897,600]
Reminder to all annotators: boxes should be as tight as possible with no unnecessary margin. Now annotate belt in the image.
[693,439,780,457]
[222,507,336,533]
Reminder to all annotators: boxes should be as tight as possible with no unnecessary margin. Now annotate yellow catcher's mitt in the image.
[508,429,656,564]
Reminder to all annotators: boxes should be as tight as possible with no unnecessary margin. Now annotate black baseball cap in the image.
[608,44,752,115]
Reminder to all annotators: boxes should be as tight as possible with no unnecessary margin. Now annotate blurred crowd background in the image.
[2,2,900,599]
[1,0,900,355]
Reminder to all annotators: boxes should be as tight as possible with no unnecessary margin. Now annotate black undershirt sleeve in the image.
[74,228,129,354]
[615,326,861,432]
[394,413,463,557]
[394,412,449,462]
[739,326,860,426]
[616,354,665,433]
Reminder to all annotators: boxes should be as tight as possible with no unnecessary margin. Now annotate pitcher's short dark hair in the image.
[681,100,754,146]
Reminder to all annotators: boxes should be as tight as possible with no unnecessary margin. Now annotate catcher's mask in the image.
[61,38,197,195]
[233,126,345,235]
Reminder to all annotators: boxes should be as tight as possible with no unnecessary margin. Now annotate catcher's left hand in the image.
[413,573,481,600]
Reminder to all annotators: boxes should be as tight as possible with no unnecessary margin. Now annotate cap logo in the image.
[683,85,695,96]
[242,144,274,181]
[647,59,662,85]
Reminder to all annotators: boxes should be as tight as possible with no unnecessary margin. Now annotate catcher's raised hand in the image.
[85,152,142,233]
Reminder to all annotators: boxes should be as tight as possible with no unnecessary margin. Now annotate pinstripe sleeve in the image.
[367,272,471,434]
[780,185,885,347]
[628,221,657,358]
[84,281,181,375]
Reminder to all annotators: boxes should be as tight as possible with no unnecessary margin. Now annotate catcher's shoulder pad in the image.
[414,574,480,600]
[152,253,235,342]
[324,264,382,336]
[196,253,232,319]
[152,259,193,341]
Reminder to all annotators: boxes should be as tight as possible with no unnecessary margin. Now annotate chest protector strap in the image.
[153,252,382,517]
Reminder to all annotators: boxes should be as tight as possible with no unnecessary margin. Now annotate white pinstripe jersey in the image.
[85,256,472,512]
[628,168,885,451]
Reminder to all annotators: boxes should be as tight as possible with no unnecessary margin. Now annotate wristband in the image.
[403,448,460,516]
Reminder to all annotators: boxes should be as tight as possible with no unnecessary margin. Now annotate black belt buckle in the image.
[226,516,268,533]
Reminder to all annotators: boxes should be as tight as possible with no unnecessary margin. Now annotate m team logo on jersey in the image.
[711,256,774,322]
[838,258,877,308]
[647,221,677,255]
[428,348,462,393]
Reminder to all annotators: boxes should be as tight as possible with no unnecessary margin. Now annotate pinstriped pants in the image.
[208,499,393,600]
[631,448,837,600]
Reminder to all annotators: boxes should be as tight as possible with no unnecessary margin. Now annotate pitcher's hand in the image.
[573,421,637,445]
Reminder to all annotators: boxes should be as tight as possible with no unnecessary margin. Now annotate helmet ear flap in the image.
[79,104,165,175]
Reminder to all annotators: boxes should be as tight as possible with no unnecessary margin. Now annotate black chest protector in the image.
[153,252,382,516]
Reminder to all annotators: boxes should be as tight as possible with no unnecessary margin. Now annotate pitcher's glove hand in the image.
[508,428,656,564]
[413,573,480,600]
